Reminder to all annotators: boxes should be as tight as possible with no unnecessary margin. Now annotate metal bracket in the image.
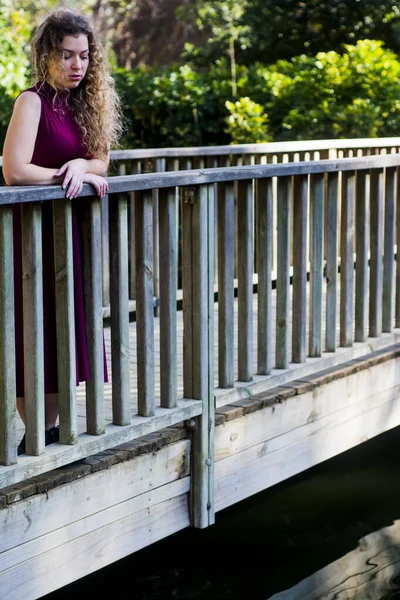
[184,187,196,204]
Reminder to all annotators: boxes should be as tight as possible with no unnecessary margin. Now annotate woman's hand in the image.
[55,158,87,199]
[83,173,109,198]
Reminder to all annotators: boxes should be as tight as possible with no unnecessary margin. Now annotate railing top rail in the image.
[109,137,400,160]
[1,137,400,168]
[1,153,399,205]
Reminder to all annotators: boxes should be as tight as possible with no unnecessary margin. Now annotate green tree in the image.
[0,1,31,147]
[180,0,400,67]
[180,0,250,98]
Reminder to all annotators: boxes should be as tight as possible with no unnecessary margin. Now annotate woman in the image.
[2,9,122,454]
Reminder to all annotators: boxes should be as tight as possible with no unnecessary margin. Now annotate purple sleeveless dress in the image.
[13,81,108,396]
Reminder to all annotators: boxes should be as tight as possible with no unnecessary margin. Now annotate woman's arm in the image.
[2,92,64,186]
[3,92,109,198]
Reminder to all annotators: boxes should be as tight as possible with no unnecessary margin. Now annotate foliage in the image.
[114,63,231,148]
[1,0,400,149]
[0,1,31,148]
[181,0,250,64]
[180,0,400,67]
[261,39,400,140]
[225,97,270,143]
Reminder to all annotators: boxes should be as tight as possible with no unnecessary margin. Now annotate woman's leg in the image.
[16,397,25,424]
[44,393,59,430]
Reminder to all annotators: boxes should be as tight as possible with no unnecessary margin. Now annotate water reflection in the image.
[44,426,400,600]
[271,520,400,599]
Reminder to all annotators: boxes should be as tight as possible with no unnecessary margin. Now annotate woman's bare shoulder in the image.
[14,90,41,109]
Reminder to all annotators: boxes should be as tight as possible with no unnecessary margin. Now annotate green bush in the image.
[263,40,400,140]
[225,96,270,143]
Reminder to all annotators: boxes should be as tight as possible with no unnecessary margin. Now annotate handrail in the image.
[0,154,399,204]
[109,137,400,160]
[1,136,400,168]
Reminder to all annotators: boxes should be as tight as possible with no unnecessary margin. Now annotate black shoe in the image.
[17,434,26,456]
[45,426,60,446]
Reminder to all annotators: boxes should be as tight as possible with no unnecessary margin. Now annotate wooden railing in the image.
[1,152,400,525]
[3,137,400,309]
[108,138,400,307]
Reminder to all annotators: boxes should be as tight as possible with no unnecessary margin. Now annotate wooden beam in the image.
[53,200,77,445]
[0,206,16,465]
[109,193,130,425]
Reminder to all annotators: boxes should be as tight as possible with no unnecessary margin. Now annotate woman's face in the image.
[48,34,89,89]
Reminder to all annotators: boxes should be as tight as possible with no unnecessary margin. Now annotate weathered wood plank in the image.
[369,169,384,337]
[237,180,254,381]
[276,176,291,369]
[326,171,339,351]
[309,173,324,357]
[0,399,201,488]
[215,383,400,512]
[1,494,190,600]
[81,196,105,435]
[108,138,400,161]
[383,167,396,332]
[257,178,273,374]
[101,194,110,307]
[182,187,194,399]
[340,171,355,347]
[53,200,77,445]
[128,159,141,300]
[152,158,166,316]
[158,187,177,408]
[190,184,215,528]
[21,203,45,456]
[109,193,130,425]
[292,174,308,363]
[218,182,235,387]
[0,206,16,465]
[135,190,155,417]
[355,171,369,341]
[4,154,400,207]
[0,439,190,555]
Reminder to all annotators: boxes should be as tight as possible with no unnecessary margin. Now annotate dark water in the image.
[43,427,400,600]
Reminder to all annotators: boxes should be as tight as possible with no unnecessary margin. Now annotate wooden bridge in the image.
[1,138,400,598]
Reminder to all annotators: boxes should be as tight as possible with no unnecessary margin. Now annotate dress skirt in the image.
[13,200,108,397]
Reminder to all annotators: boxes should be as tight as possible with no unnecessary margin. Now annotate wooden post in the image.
[276,176,291,369]
[309,173,324,357]
[129,159,141,300]
[53,200,78,445]
[355,171,369,342]
[158,187,177,408]
[237,179,254,381]
[153,158,166,316]
[101,194,110,307]
[182,184,215,529]
[257,178,273,374]
[369,169,384,337]
[109,193,130,425]
[21,203,45,455]
[0,206,16,465]
[218,182,235,387]
[82,196,105,435]
[292,174,308,363]
[326,172,339,351]
[396,167,400,328]
[135,190,155,417]
[340,171,355,347]
[383,167,396,332]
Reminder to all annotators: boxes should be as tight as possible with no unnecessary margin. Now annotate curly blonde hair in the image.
[30,9,122,162]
